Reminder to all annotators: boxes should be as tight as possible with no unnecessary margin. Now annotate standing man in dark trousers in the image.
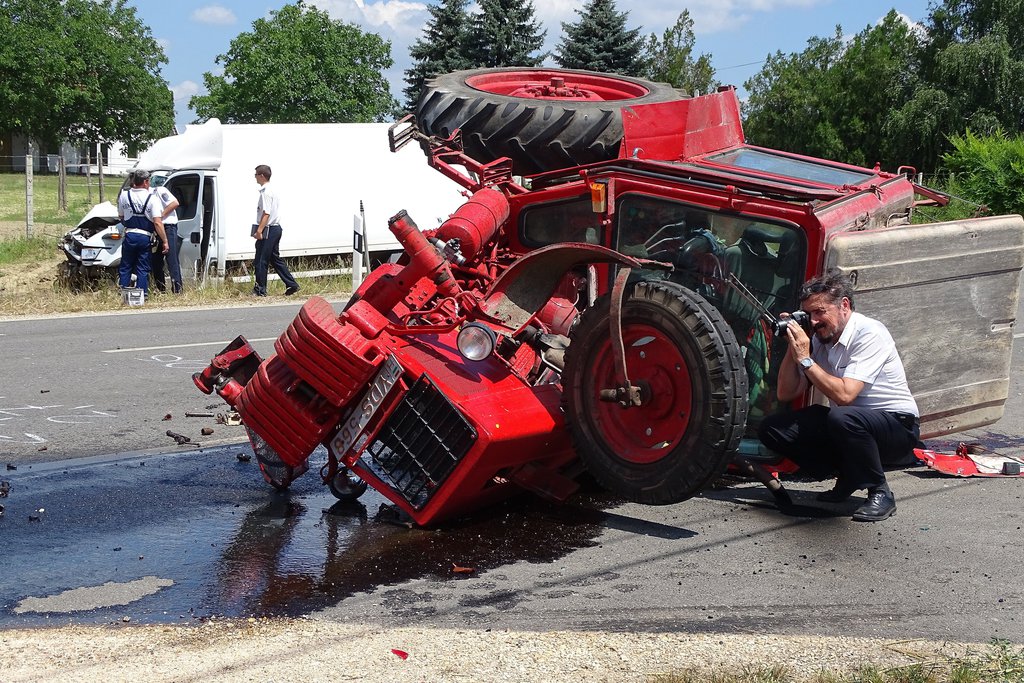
[758,269,920,522]
[149,182,182,293]
[252,164,299,297]
[117,170,168,295]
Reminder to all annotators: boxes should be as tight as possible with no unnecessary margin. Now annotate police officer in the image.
[149,182,182,293]
[117,170,168,294]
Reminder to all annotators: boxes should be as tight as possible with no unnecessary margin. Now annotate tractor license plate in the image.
[81,247,101,261]
[329,354,403,460]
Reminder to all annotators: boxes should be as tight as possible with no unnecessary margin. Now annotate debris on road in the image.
[0,481,10,497]
[37,446,47,452]
[166,431,192,445]
[200,427,214,436]
[216,411,242,426]
[186,412,215,418]
[6,463,17,471]
[235,453,252,463]
[162,414,172,421]
[452,563,476,574]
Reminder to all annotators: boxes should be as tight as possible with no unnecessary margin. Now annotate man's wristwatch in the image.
[799,357,815,371]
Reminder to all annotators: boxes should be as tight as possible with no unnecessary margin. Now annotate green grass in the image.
[0,170,123,229]
[0,235,54,266]
[649,639,1024,683]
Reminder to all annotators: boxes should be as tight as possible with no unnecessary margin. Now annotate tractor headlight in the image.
[457,322,497,361]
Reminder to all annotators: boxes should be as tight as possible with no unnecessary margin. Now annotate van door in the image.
[164,172,206,281]
[825,215,1024,438]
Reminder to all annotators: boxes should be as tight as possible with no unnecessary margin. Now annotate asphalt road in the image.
[0,297,1022,644]
[0,302,315,462]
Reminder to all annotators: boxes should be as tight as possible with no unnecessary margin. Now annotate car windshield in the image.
[706,148,875,187]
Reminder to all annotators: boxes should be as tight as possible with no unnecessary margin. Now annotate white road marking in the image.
[101,337,276,353]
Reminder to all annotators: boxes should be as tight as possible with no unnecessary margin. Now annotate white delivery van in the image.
[59,118,466,284]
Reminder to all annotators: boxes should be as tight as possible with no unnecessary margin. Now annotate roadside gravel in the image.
[0,618,977,682]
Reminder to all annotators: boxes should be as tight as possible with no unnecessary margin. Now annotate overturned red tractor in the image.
[195,68,1024,526]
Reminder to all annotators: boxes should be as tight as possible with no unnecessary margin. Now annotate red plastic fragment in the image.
[452,563,476,574]
[391,649,409,660]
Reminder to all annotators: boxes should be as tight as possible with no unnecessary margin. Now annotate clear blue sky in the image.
[131,0,933,130]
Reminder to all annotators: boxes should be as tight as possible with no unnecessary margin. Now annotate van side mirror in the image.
[190,232,200,244]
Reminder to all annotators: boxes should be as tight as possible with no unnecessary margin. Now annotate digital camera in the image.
[772,310,811,337]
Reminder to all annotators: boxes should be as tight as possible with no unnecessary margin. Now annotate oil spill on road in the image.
[0,447,616,626]
[211,485,619,619]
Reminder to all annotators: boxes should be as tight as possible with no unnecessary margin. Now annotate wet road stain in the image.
[0,447,619,626]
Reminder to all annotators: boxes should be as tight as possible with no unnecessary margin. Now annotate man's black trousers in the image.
[758,405,920,489]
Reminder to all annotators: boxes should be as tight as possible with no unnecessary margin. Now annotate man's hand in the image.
[785,314,811,361]
[162,241,170,254]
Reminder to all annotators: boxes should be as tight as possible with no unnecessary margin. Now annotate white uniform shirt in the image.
[152,186,178,225]
[810,311,919,415]
[256,182,281,227]
[117,187,161,227]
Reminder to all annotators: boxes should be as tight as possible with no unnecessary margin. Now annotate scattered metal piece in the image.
[40,389,50,394]
[166,430,192,445]
[0,503,4,516]
[37,446,47,452]
[216,411,242,426]
[235,453,252,463]
[186,412,215,418]
[162,413,172,421]
[5,463,16,471]
[28,514,41,522]
[200,427,214,436]
[0,481,10,497]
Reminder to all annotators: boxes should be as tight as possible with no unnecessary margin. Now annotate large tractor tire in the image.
[416,67,683,175]
[562,280,748,505]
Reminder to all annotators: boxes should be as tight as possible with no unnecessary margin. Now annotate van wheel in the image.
[561,280,748,504]
[416,68,682,175]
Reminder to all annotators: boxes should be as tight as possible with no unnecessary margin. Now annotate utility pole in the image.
[25,142,34,239]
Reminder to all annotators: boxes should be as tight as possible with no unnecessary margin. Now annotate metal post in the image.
[85,147,93,205]
[97,143,105,203]
[25,152,34,239]
[360,200,370,273]
[58,157,67,212]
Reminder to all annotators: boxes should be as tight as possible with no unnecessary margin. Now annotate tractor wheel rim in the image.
[592,324,693,464]
[465,70,650,101]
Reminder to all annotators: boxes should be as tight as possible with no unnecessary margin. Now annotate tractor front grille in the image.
[360,374,476,509]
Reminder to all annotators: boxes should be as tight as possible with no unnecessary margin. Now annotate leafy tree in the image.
[465,0,546,68]
[402,0,473,111]
[191,2,397,124]
[891,0,1024,170]
[553,0,646,76]
[643,10,718,95]
[742,29,845,160]
[0,0,172,151]
[743,13,922,170]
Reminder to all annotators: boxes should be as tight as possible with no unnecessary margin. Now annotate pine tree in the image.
[402,0,473,111]
[466,0,546,68]
[554,0,645,76]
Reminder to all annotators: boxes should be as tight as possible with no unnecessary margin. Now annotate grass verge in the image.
[0,234,354,317]
[650,638,1024,683]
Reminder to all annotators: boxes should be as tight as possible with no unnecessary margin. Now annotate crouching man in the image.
[758,269,920,522]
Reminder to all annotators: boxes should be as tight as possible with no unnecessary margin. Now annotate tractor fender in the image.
[478,242,667,330]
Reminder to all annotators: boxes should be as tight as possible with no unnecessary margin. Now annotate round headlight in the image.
[457,322,497,361]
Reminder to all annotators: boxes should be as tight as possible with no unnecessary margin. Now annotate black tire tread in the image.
[416,68,683,175]
[562,280,748,505]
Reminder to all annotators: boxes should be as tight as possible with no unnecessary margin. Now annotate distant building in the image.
[0,133,136,175]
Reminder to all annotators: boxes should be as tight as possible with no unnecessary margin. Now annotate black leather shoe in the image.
[852,490,897,522]
[284,285,300,296]
[816,479,860,503]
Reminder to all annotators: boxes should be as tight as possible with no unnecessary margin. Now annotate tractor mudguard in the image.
[477,242,669,330]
